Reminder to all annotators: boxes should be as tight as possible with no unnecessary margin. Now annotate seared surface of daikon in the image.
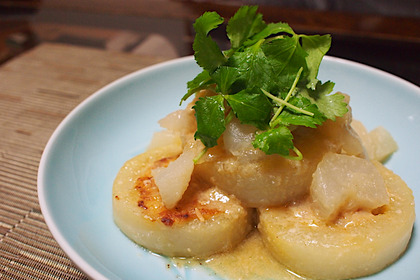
[113,144,254,257]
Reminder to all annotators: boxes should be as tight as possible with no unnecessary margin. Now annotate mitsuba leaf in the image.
[300,81,348,120]
[273,96,326,128]
[244,22,294,47]
[228,42,275,92]
[252,126,294,155]
[227,5,266,49]
[300,34,331,89]
[262,36,308,95]
[193,95,226,147]
[194,11,224,35]
[225,90,272,129]
[181,70,213,103]
[193,12,226,72]
[187,70,211,92]
[185,6,337,158]
[212,66,241,94]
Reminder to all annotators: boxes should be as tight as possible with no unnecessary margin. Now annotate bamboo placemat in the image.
[0,43,166,279]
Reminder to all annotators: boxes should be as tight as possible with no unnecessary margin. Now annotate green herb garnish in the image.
[182,5,348,158]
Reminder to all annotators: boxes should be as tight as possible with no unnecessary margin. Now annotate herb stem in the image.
[282,67,303,108]
[268,67,304,127]
[225,109,235,125]
[264,35,285,43]
[193,147,208,164]
[262,88,314,120]
[283,146,303,160]
[253,39,265,51]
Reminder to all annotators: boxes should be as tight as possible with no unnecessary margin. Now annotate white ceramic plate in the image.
[38,56,420,280]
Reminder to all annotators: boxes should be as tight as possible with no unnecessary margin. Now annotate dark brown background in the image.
[1,0,419,85]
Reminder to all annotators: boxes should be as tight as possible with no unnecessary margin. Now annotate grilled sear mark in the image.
[112,144,253,257]
[134,156,221,226]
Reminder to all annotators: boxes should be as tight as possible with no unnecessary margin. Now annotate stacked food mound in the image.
[112,6,415,280]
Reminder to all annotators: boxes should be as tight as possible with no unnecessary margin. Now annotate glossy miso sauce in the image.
[172,230,306,280]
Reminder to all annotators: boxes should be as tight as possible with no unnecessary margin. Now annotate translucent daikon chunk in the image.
[311,153,389,221]
[223,117,264,159]
[351,120,398,162]
[369,126,398,162]
[152,141,203,208]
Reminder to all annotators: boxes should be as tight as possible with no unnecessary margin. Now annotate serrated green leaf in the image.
[300,81,348,120]
[300,34,331,89]
[181,70,213,103]
[194,11,224,36]
[252,126,294,155]
[184,6,338,158]
[193,95,226,147]
[273,95,326,128]
[229,42,275,92]
[193,12,226,72]
[193,35,226,73]
[226,6,266,49]
[187,70,211,91]
[212,66,240,94]
[225,90,272,129]
[244,22,294,46]
[262,36,308,94]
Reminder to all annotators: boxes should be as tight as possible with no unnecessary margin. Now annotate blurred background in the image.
[1,0,419,85]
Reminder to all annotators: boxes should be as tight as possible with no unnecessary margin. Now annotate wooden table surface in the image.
[0,43,166,279]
